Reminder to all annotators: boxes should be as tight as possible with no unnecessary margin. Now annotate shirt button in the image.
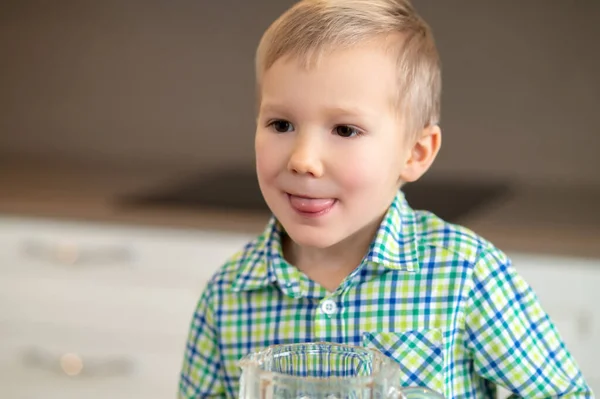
[321,300,337,315]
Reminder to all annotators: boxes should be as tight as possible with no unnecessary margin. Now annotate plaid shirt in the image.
[179,190,592,398]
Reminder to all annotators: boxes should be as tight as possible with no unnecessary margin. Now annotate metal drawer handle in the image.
[21,347,135,378]
[20,239,134,267]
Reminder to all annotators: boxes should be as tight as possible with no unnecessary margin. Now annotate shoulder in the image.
[412,210,518,307]
[200,227,272,300]
[205,234,263,283]
[414,209,510,267]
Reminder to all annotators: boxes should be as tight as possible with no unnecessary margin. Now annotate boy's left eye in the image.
[335,125,361,138]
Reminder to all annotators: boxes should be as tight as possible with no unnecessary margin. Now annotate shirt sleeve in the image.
[179,285,226,399]
[465,249,593,398]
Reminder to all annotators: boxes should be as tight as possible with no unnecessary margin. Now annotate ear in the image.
[399,124,442,183]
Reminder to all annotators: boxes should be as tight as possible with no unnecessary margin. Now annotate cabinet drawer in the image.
[0,273,201,336]
[0,216,253,291]
[0,320,186,399]
[0,348,182,399]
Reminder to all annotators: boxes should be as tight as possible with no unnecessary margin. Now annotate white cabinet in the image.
[0,215,598,398]
[0,215,255,399]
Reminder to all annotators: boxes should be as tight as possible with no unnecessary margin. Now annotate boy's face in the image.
[255,39,430,250]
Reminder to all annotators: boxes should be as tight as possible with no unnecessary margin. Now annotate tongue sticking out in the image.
[289,195,335,214]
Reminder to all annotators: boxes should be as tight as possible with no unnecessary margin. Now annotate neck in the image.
[282,217,383,292]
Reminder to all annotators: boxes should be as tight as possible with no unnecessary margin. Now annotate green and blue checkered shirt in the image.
[179,190,592,398]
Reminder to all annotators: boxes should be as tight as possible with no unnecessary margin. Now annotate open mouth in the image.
[286,193,337,217]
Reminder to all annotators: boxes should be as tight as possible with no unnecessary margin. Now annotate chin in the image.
[282,224,344,249]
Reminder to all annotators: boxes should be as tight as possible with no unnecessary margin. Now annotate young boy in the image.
[179,0,592,397]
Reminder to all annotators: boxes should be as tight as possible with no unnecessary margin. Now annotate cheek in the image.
[255,133,283,181]
[335,156,380,193]
[334,146,397,192]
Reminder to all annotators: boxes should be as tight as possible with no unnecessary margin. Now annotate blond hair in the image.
[255,0,441,138]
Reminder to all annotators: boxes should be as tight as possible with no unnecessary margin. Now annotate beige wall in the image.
[1,0,598,184]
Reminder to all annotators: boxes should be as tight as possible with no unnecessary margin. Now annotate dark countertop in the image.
[1,158,598,258]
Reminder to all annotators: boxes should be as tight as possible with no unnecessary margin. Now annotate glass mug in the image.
[238,342,445,399]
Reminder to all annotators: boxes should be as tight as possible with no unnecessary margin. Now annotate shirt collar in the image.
[231,189,420,292]
[364,189,420,271]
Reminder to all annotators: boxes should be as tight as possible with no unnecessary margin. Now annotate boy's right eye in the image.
[268,120,294,133]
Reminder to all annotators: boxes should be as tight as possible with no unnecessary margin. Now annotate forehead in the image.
[259,39,398,116]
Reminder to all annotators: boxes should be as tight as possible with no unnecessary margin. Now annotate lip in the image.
[286,192,326,200]
[286,193,337,218]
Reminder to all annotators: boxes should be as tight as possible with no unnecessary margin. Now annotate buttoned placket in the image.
[314,295,339,341]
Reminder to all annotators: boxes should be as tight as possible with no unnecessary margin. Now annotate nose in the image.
[287,134,324,178]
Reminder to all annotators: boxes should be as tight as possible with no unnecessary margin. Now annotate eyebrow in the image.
[323,105,366,118]
[259,103,287,115]
[260,103,370,119]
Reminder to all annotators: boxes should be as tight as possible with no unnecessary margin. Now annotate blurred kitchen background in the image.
[0,1,598,398]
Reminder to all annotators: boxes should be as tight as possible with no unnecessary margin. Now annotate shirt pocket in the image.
[362,329,444,394]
